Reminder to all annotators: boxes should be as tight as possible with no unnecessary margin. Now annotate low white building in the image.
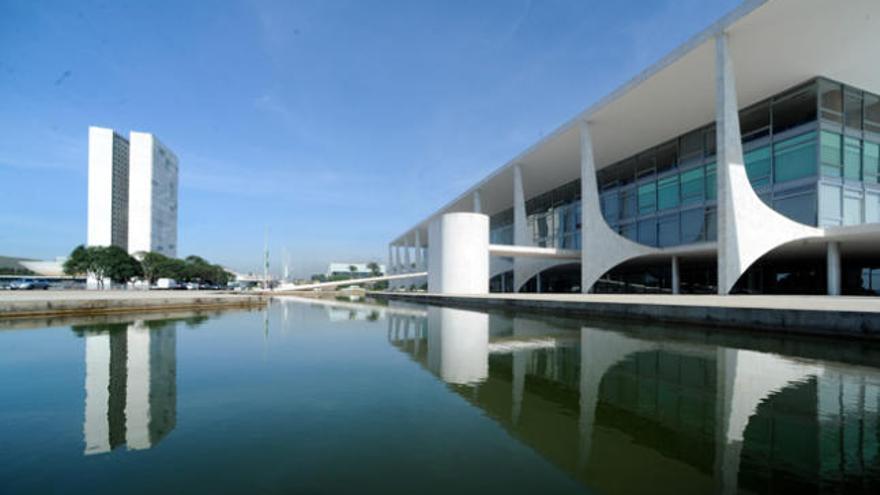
[325,263,385,279]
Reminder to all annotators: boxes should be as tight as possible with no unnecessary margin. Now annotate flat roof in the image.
[392,0,880,245]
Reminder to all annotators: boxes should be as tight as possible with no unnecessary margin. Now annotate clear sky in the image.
[0,0,741,277]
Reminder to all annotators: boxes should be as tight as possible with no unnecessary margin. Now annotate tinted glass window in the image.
[820,131,842,177]
[657,175,679,210]
[844,136,861,180]
[774,132,817,183]
[744,146,771,188]
[772,84,817,134]
[680,167,704,205]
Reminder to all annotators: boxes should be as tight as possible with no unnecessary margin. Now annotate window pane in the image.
[620,223,637,242]
[844,90,863,131]
[820,131,842,177]
[843,193,862,226]
[744,146,771,188]
[680,208,704,244]
[844,136,861,180]
[680,167,704,205]
[775,132,817,182]
[819,79,843,124]
[865,93,880,134]
[657,175,679,210]
[658,214,679,247]
[638,182,656,214]
[705,162,716,200]
[705,208,717,241]
[637,218,657,247]
[680,130,703,161]
[864,142,879,183]
[740,101,771,141]
[621,188,637,219]
[866,191,880,223]
[601,191,619,224]
[774,190,817,226]
[772,84,817,134]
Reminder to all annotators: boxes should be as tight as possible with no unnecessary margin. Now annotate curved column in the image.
[511,164,562,291]
[414,230,422,270]
[579,120,656,293]
[427,213,489,294]
[714,32,820,294]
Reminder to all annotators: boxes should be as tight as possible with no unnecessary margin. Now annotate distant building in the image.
[86,126,178,258]
[326,262,385,279]
[128,132,179,257]
[87,127,130,250]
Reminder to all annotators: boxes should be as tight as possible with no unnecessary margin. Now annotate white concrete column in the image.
[404,235,412,273]
[414,230,422,270]
[513,164,528,246]
[427,213,489,294]
[714,32,819,294]
[579,120,654,293]
[388,244,394,274]
[827,241,841,296]
[671,256,680,295]
[473,189,483,214]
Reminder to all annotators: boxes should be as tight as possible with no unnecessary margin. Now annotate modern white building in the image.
[86,127,178,258]
[87,126,130,250]
[389,0,880,297]
[325,262,386,279]
[128,131,179,257]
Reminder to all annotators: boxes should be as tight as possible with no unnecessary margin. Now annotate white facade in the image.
[128,131,179,257]
[390,0,880,296]
[87,126,129,250]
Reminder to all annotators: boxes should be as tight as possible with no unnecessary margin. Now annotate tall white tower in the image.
[128,131,179,257]
[87,126,130,250]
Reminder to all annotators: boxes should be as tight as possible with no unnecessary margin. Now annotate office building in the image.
[87,127,130,250]
[86,128,178,258]
[388,0,880,296]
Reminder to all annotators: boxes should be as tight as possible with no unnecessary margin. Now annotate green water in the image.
[1,297,879,494]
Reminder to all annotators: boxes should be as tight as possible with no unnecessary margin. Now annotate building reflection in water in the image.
[81,319,177,455]
[385,304,880,492]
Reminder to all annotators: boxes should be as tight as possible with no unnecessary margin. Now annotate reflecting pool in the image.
[1,298,879,494]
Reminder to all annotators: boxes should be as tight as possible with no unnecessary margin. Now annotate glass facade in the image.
[596,78,880,247]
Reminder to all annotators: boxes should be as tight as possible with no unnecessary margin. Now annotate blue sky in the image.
[0,0,740,277]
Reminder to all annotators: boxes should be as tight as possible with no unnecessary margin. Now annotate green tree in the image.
[63,245,142,288]
[99,246,143,284]
[367,262,381,277]
[137,251,172,284]
[348,265,358,279]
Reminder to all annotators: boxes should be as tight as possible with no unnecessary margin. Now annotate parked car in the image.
[10,279,50,290]
[155,278,178,290]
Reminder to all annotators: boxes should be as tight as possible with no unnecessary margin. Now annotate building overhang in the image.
[393,0,880,245]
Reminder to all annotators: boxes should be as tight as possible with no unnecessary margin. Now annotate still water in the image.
[1,297,879,494]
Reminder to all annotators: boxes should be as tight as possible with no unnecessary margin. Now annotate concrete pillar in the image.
[671,256,680,295]
[414,230,422,270]
[713,32,819,294]
[827,241,841,296]
[473,189,483,214]
[715,32,746,295]
[513,164,528,246]
[404,235,412,273]
[388,244,394,274]
[578,120,654,293]
[427,213,489,294]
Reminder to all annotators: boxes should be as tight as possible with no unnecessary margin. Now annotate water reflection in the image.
[386,305,880,492]
[78,319,178,455]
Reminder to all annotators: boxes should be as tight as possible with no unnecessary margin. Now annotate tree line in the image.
[63,245,232,288]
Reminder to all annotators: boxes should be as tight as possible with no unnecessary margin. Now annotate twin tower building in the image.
[87,126,178,258]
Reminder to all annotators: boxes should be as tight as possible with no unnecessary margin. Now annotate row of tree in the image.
[63,245,232,288]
